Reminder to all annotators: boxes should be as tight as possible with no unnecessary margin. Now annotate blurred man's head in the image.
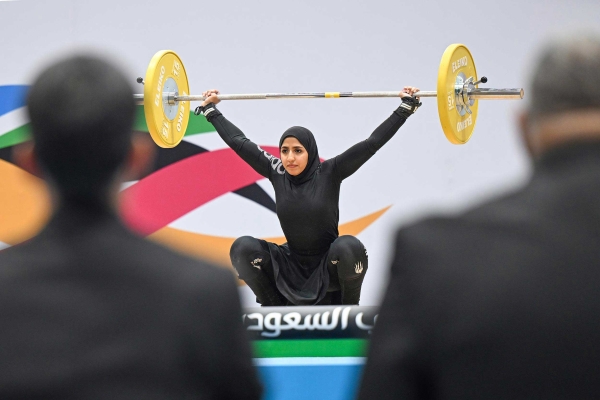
[520,34,600,157]
[17,54,153,208]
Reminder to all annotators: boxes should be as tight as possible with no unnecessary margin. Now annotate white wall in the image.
[2,0,599,306]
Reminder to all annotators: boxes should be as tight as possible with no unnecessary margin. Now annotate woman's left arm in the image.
[331,87,421,181]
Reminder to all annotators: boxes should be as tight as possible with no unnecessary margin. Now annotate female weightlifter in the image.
[195,87,421,306]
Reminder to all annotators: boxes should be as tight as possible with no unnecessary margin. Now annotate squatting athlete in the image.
[195,88,421,306]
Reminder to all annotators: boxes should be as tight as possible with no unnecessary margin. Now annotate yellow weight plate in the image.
[437,44,478,144]
[143,50,190,148]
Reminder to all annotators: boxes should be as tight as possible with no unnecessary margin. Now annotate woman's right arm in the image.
[195,90,283,179]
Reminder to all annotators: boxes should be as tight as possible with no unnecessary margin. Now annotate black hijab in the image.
[279,126,320,185]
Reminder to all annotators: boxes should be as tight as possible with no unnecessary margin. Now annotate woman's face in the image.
[280,136,308,176]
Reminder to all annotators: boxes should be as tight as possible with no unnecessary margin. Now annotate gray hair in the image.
[528,33,600,118]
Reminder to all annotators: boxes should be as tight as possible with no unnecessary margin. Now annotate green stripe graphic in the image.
[253,339,368,358]
[0,107,214,149]
[134,106,215,136]
[0,124,31,149]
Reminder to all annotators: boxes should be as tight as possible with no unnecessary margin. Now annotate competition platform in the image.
[244,305,378,400]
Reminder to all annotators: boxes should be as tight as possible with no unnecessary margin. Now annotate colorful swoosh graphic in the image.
[121,146,284,235]
[0,85,391,268]
[148,207,391,266]
[0,157,390,265]
[0,86,30,149]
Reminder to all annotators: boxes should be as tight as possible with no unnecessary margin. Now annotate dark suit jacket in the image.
[359,141,600,399]
[0,204,262,399]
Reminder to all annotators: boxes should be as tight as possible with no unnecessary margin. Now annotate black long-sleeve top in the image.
[206,107,410,255]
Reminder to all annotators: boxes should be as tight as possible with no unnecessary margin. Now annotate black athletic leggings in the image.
[230,235,368,306]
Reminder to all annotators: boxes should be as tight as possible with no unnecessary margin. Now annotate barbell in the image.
[134,44,524,148]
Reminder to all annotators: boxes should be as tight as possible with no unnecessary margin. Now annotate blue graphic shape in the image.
[0,85,28,118]
[258,363,364,400]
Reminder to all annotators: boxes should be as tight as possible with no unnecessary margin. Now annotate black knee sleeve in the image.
[229,236,284,306]
[329,235,368,279]
[328,235,368,305]
[230,236,271,280]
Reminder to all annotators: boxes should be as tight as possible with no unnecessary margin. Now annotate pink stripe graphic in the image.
[120,146,281,235]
